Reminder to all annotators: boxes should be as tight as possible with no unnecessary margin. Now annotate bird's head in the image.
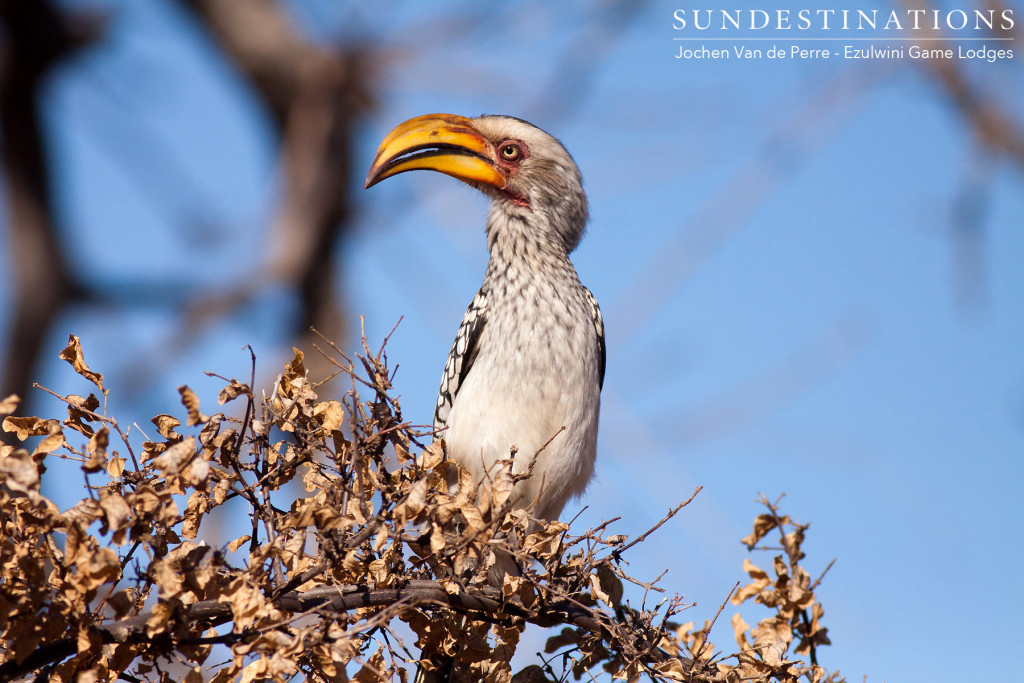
[365,114,588,254]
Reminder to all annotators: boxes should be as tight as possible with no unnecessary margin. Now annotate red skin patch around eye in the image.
[492,139,530,207]
[495,139,529,169]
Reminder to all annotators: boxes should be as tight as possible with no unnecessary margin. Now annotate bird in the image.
[364,112,604,542]
[365,115,604,681]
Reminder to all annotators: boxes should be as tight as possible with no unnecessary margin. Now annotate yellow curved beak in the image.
[364,114,506,190]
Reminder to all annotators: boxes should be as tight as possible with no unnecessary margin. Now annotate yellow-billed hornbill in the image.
[365,112,604,536]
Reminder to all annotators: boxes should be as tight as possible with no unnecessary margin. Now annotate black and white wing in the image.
[583,286,606,390]
[433,288,488,431]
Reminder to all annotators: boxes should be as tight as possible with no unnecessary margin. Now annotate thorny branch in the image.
[0,336,847,682]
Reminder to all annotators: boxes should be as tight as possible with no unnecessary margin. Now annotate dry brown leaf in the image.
[184,457,211,487]
[59,335,105,391]
[523,520,568,559]
[182,490,209,539]
[653,658,688,681]
[77,547,120,592]
[351,648,386,683]
[83,426,109,473]
[229,535,252,553]
[429,522,446,555]
[0,448,42,498]
[3,416,61,440]
[77,626,102,656]
[107,454,126,478]
[418,439,445,470]
[178,386,209,427]
[220,578,271,629]
[218,380,250,405]
[488,460,515,512]
[740,513,777,549]
[98,489,132,536]
[34,431,65,456]
[732,558,771,605]
[730,613,751,651]
[0,394,19,416]
[62,506,101,554]
[64,393,101,436]
[153,437,196,476]
[313,400,345,433]
[152,414,182,440]
[596,563,623,607]
[394,477,428,524]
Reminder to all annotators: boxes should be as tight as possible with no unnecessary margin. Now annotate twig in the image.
[612,486,702,560]
[810,558,837,593]
[692,581,738,667]
[32,383,140,472]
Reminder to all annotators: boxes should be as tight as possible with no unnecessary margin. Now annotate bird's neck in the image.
[484,207,579,277]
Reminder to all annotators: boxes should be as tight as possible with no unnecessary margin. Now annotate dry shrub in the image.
[0,333,849,682]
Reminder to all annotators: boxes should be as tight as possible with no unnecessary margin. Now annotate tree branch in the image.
[0,580,659,683]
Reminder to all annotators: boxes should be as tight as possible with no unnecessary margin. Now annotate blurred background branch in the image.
[0,1,99,434]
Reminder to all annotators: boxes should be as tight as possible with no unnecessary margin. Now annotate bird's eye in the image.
[499,142,522,161]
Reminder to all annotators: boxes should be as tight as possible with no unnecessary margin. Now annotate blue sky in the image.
[4,1,1023,680]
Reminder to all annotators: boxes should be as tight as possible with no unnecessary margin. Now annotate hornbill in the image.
[365,113,605,680]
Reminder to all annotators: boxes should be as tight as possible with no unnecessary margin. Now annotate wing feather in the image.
[434,288,488,431]
[583,286,606,390]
